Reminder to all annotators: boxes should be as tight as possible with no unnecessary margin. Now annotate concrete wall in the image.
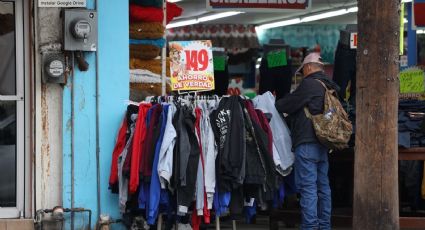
[34,5,63,212]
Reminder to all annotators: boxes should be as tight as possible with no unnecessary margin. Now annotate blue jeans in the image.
[295,143,332,230]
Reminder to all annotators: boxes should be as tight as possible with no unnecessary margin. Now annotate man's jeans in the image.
[295,143,332,230]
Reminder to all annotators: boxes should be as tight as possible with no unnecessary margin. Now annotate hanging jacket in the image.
[176,106,200,214]
[118,114,137,213]
[255,109,274,156]
[253,92,294,175]
[129,103,152,194]
[210,96,246,192]
[194,107,211,225]
[158,104,177,189]
[199,100,217,209]
[148,104,169,225]
[195,107,205,218]
[141,104,163,181]
[240,101,267,186]
[109,117,128,193]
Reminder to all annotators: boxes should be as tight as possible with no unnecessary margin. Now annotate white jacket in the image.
[158,104,177,189]
[253,92,294,174]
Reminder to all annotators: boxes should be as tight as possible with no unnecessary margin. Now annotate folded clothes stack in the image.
[130,58,170,77]
[129,2,183,24]
[128,0,182,97]
[398,100,425,148]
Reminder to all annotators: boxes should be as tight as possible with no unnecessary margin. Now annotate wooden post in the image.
[354,0,400,230]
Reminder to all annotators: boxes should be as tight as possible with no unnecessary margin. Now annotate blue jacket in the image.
[148,104,169,225]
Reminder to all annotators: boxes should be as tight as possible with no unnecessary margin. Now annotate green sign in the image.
[213,56,225,71]
[400,69,425,93]
[267,50,287,68]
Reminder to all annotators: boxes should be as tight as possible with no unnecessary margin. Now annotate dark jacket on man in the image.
[275,71,340,148]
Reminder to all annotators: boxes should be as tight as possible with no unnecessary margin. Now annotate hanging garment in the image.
[109,117,128,193]
[129,103,152,194]
[210,96,246,192]
[118,114,137,213]
[199,100,218,209]
[148,104,169,225]
[333,42,356,105]
[175,106,200,215]
[195,107,206,217]
[141,104,163,180]
[158,104,177,189]
[259,58,293,100]
[240,101,266,186]
[255,109,274,156]
[253,92,294,175]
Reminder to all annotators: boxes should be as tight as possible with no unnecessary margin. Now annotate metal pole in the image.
[215,216,220,230]
[161,0,167,96]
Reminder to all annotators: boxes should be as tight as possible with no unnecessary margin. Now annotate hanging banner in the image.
[169,40,215,91]
[207,0,310,11]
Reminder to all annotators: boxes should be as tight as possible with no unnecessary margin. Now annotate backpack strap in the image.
[314,79,329,91]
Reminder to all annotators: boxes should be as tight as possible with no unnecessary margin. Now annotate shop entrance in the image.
[0,0,25,219]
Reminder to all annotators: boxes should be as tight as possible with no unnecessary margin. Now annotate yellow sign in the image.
[169,40,215,91]
[400,68,425,93]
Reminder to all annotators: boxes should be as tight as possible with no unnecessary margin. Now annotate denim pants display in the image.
[259,58,293,100]
[333,42,356,105]
[398,100,425,148]
[295,143,331,230]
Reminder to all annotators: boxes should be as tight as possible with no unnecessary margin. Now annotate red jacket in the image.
[129,103,152,194]
[109,117,128,192]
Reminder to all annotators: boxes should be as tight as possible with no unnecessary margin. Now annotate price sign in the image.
[400,68,425,93]
[169,40,215,91]
[267,50,287,68]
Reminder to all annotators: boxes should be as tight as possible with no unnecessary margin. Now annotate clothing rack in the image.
[118,94,285,230]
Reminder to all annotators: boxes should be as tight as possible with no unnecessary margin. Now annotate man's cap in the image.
[295,52,324,74]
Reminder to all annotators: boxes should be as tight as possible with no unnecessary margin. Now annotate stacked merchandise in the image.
[109,94,296,229]
[398,100,425,148]
[129,0,183,100]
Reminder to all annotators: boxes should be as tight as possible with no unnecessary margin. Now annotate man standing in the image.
[276,53,339,230]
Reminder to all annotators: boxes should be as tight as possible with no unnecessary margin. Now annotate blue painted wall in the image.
[63,0,129,228]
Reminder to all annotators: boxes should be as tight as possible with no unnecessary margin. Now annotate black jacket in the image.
[275,71,340,148]
[211,96,246,192]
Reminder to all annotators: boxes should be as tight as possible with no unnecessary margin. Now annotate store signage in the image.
[207,0,310,11]
[399,68,425,94]
[267,50,287,68]
[169,40,215,91]
[350,33,358,49]
[38,0,86,7]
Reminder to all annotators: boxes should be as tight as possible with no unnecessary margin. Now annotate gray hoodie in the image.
[195,100,218,215]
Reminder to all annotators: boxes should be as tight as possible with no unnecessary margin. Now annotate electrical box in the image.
[42,53,67,84]
[63,9,97,51]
